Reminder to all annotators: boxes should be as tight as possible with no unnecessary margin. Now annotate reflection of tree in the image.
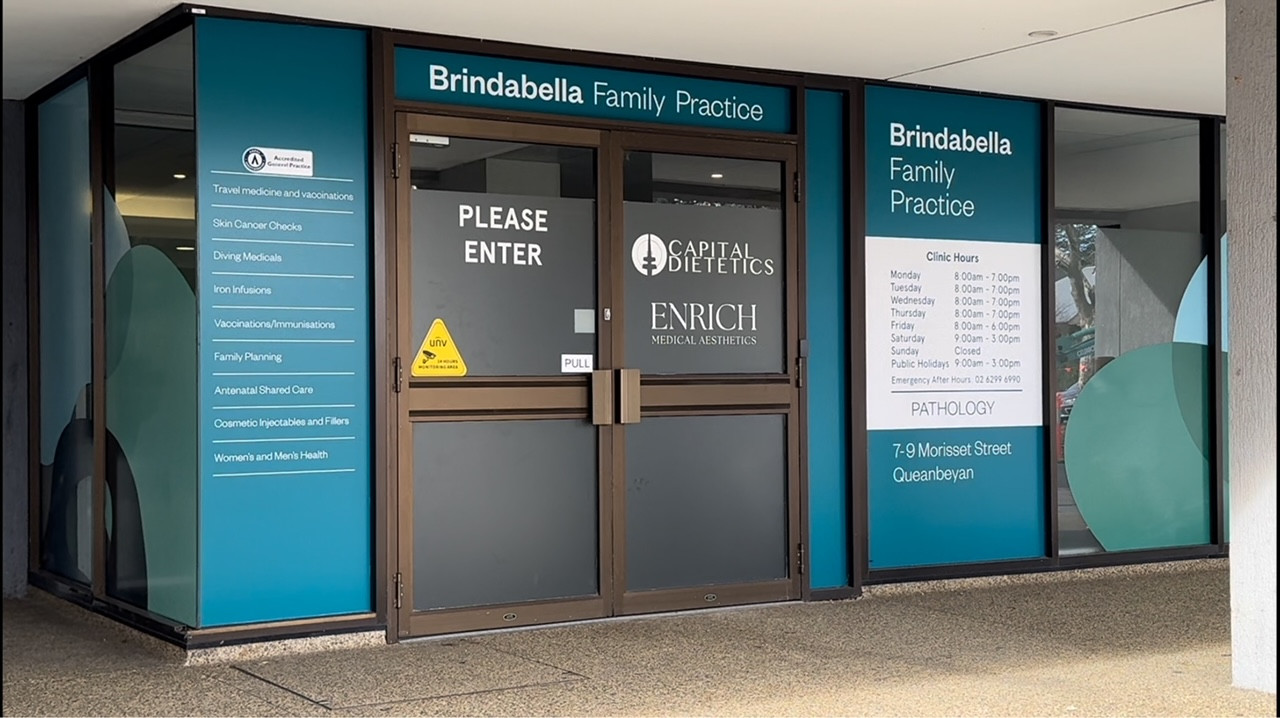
[1056,223,1097,327]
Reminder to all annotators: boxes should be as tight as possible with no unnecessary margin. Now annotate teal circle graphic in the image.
[1168,233,1229,538]
[1063,342,1211,552]
[1172,338,1211,459]
[1171,234,1228,352]
[1172,258,1209,346]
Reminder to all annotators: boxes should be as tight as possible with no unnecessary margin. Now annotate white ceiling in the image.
[1,0,1226,114]
[1055,109,1199,153]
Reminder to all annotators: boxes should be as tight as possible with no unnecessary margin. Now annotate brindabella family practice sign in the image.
[395,48,793,133]
[864,85,1046,569]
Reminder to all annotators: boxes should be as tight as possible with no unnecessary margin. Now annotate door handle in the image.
[618,368,641,424]
[591,370,614,426]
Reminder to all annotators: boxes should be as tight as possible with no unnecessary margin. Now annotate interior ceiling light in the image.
[1027,30,1058,38]
[710,173,724,179]
[175,245,195,251]
[173,173,187,179]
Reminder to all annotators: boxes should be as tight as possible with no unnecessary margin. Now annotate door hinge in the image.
[391,142,401,179]
[392,356,403,393]
[393,572,404,610]
[793,171,801,203]
[797,543,806,576]
[796,338,809,388]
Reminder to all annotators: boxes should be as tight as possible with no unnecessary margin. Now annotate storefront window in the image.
[1053,108,1211,555]
[409,137,597,377]
[622,151,785,375]
[37,79,94,584]
[104,27,198,624]
[1219,122,1229,542]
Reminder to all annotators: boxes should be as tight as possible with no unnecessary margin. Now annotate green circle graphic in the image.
[1063,342,1211,551]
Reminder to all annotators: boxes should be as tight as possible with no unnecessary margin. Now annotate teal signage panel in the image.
[863,85,1046,569]
[196,18,372,625]
[395,47,793,133]
[804,89,849,589]
[866,85,1040,243]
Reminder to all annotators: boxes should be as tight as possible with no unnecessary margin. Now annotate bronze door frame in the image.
[393,113,616,637]
[606,132,803,615]
[392,113,802,637]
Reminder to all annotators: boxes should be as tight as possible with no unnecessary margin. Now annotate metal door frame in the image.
[606,132,804,615]
[391,113,802,637]
[392,113,616,637]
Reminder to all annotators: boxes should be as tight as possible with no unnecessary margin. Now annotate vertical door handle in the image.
[618,368,642,424]
[591,370,614,426]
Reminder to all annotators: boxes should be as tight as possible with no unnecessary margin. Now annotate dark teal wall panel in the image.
[863,86,1045,569]
[196,18,373,626]
[804,89,849,589]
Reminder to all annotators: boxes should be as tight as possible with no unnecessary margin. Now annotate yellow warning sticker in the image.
[411,318,468,377]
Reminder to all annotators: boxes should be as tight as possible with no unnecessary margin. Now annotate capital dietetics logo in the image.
[631,234,667,276]
[242,147,268,173]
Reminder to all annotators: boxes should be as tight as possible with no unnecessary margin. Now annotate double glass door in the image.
[393,114,801,637]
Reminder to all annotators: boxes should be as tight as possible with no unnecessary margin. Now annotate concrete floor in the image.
[2,559,1274,717]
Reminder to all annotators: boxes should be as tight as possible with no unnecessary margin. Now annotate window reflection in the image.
[1053,108,1210,556]
[409,137,595,199]
[409,136,598,377]
[37,79,94,586]
[103,27,199,623]
[622,151,785,374]
[113,30,196,289]
[625,152,781,209]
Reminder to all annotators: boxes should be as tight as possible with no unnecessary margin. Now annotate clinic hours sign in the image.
[863,85,1046,570]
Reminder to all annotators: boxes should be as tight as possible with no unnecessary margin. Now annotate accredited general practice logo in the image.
[242,147,268,172]
[239,146,315,177]
[631,234,667,276]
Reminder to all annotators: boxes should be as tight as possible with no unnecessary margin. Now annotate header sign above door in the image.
[395,47,794,133]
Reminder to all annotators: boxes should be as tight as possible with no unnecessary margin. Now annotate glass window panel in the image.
[622,151,785,375]
[412,420,599,610]
[625,414,788,590]
[1219,122,1229,542]
[1053,108,1209,556]
[104,27,199,624]
[38,79,94,585]
[410,138,596,377]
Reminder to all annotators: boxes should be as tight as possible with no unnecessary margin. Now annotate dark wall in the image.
[2,98,29,598]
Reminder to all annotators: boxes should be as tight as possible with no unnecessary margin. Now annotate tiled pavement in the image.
[3,559,1274,717]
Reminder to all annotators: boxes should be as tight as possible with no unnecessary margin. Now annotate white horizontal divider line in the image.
[888,389,1024,394]
[211,237,356,247]
[212,404,357,410]
[211,371,356,376]
[211,468,358,478]
[210,339,356,343]
[212,436,356,444]
[210,203,354,215]
[210,271,354,279]
[209,169,354,182]
[211,305,356,311]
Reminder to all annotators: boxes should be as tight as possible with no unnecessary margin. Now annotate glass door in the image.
[610,134,802,614]
[394,114,614,636]
[394,116,802,636]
